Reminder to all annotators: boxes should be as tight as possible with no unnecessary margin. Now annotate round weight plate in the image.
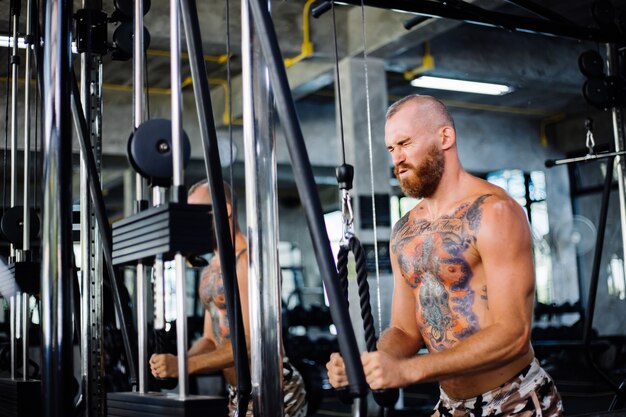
[128,118,192,182]
[114,0,152,19]
[1,206,40,247]
[583,78,610,109]
[578,50,604,78]
[112,22,151,60]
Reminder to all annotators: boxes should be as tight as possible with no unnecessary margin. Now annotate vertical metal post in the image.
[22,0,34,257]
[170,0,188,400]
[79,2,105,412]
[22,292,29,380]
[606,43,626,273]
[10,296,15,379]
[242,1,283,415]
[42,0,74,414]
[9,3,21,259]
[134,0,149,394]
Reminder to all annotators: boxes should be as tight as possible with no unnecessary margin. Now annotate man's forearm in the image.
[377,327,422,358]
[188,341,235,374]
[188,337,217,357]
[406,323,531,383]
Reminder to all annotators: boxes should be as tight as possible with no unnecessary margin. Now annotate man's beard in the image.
[394,144,445,199]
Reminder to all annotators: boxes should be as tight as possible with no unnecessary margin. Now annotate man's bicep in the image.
[478,201,535,322]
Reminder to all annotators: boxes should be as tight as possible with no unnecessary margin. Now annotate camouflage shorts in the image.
[228,357,307,417]
[432,358,563,417]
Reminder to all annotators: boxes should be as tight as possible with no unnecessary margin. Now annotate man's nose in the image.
[391,149,405,166]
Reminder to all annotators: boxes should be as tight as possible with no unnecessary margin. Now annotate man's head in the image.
[385,95,456,199]
[188,179,237,229]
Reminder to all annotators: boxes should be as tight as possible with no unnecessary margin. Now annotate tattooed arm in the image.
[188,314,218,357]
[187,250,252,375]
[363,198,535,390]
[151,251,251,378]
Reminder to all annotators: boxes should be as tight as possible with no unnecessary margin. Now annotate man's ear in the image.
[441,126,456,150]
[226,203,232,219]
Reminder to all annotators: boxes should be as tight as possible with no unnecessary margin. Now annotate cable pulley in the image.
[127,118,191,187]
[0,206,40,248]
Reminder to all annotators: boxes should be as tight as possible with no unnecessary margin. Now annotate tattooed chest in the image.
[390,194,491,350]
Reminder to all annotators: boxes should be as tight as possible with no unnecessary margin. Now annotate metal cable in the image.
[3,7,11,212]
[330,1,346,165]
[359,0,383,334]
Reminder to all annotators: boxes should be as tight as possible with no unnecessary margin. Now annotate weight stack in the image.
[0,378,41,417]
[107,392,228,417]
[112,203,213,266]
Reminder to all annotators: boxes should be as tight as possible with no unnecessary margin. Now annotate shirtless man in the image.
[150,180,307,417]
[326,95,563,416]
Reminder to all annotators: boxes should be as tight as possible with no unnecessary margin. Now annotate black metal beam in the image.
[502,0,575,25]
[337,0,621,44]
[69,71,138,389]
[180,0,252,408]
[249,0,368,399]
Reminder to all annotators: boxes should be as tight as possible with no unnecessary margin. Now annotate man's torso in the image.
[391,190,533,397]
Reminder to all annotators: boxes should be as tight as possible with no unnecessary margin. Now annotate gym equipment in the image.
[247,0,368,406]
[0,1,43,415]
[546,125,626,410]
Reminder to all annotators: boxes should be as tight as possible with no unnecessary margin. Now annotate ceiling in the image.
[0,0,622,212]
[0,0,615,113]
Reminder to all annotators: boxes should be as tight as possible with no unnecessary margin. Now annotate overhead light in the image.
[410,75,512,96]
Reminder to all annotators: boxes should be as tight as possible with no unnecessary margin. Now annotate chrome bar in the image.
[10,13,19,211]
[10,295,15,379]
[10,12,20,258]
[171,0,184,197]
[242,1,283,415]
[174,253,189,399]
[42,0,75,413]
[22,292,28,380]
[134,0,149,394]
[15,292,21,343]
[606,43,626,274]
[22,0,34,254]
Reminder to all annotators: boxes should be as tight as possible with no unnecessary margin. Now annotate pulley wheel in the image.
[128,118,192,183]
[583,78,610,109]
[578,50,604,78]
[1,206,40,247]
[112,22,151,61]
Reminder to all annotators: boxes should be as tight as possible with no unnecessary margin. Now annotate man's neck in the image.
[421,162,470,219]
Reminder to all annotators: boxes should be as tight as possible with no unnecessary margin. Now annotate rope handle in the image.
[336,236,399,408]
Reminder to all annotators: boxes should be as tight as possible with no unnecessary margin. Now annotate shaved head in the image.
[386,95,455,132]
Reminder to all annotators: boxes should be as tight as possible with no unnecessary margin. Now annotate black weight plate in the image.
[578,50,604,78]
[128,118,192,181]
[114,0,152,19]
[112,22,151,59]
[583,78,610,108]
[1,206,40,247]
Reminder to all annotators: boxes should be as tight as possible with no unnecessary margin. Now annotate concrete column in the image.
[336,57,393,353]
